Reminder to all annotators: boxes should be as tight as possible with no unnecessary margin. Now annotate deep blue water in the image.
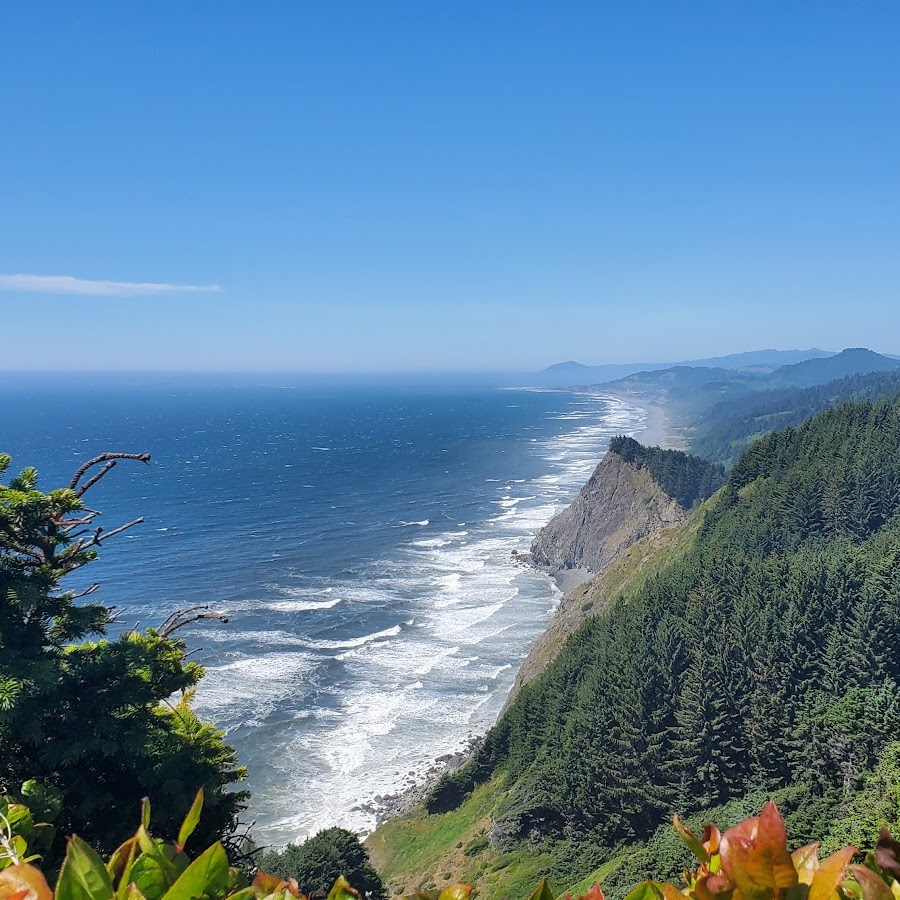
[0,375,644,843]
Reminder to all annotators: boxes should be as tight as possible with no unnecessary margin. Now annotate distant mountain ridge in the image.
[603,347,900,422]
[536,348,833,386]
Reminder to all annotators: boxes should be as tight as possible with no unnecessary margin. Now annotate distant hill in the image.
[687,348,833,369]
[537,360,672,385]
[689,368,900,464]
[601,347,900,422]
[768,347,900,388]
[535,349,833,386]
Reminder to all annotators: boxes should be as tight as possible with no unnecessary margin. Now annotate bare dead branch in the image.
[92,518,144,545]
[159,605,230,637]
[159,604,212,634]
[68,583,101,600]
[76,461,117,496]
[69,452,151,491]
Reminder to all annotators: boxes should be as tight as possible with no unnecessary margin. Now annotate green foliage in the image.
[258,828,387,900]
[0,454,247,859]
[607,437,725,508]
[0,787,372,900]
[689,369,900,465]
[428,398,900,885]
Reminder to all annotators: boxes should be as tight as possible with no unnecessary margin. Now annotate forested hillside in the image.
[688,369,900,464]
[410,398,900,895]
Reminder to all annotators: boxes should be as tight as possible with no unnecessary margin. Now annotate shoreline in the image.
[605,390,686,451]
[367,391,678,835]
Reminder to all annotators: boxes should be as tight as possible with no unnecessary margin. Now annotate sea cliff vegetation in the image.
[372,398,900,896]
[6,356,900,898]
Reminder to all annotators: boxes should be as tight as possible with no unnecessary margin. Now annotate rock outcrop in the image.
[506,449,690,708]
[529,449,687,574]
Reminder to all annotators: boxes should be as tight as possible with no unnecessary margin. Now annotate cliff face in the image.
[508,450,690,707]
[529,449,687,574]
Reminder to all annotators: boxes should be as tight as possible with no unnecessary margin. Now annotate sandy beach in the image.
[613,394,686,451]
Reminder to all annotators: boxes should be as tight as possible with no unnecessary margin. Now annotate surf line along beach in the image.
[325,390,681,838]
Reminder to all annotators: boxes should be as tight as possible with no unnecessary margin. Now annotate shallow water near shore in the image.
[0,376,645,845]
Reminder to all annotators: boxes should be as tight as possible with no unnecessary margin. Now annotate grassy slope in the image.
[367,505,709,898]
[367,774,638,899]
[366,776,556,898]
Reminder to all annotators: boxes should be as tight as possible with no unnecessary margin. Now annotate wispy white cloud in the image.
[0,274,222,296]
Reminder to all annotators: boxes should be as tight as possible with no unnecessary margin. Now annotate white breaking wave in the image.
[193,389,648,844]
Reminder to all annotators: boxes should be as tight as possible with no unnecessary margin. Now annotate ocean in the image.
[0,375,645,845]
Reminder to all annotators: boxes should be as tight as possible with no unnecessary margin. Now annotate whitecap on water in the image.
[197,389,649,844]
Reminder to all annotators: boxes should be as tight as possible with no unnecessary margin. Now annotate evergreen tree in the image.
[0,452,246,857]
[258,828,387,899]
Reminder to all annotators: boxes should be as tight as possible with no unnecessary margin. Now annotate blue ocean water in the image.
[0,375,645,844]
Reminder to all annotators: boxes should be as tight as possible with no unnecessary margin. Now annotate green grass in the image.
[366,776,557,899]
[561,853,629,899]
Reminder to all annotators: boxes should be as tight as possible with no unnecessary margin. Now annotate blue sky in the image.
[1,2,899,372]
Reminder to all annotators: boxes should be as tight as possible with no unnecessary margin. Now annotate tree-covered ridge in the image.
[689,369,900,464]
[606,436,725,508]
[431,398,900,884]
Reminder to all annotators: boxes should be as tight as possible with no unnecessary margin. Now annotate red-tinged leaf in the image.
[849,864,894,900]
[791,844,820,886]
[0,864,53,900]
[662,884,686,900]
[809,847,855,900]
[253,871,285,893]
[693,874,734,900]
[107,837,139,892]
[623,882,665,900]
[437,886,473,900]
[528,878,556,900]
[675,816,710,865]
[719,803,797,900]
[578,885,606,900]
[876,829,900,879]
[703,826,723,859]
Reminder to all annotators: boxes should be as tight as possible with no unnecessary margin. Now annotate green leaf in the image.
[674,816,710,865]
[437,886,473,900]
[128,855,171,900]
[528,878,556,900]
[223,889,257,900]
[56,835,116,900]
[141,798,152,831]
[623,883,665,900]
[160,842,229,900]
[176,789,204,851]
[135,827,178,885]
[327,875,361,900]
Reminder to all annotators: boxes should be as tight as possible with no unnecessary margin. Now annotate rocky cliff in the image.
[508,449,690,706]
[529,449,687,574]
